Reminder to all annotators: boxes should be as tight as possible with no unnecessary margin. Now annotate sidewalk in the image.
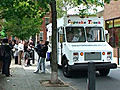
[0,59,74,90]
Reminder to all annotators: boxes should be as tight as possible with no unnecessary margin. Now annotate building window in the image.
[106,18,120,48]
[114,19,120,27]
[39,31,43,41]
[106,20,113,28]
[45,17,50,26]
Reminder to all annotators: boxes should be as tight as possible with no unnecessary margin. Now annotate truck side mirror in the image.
[105,30,108,34]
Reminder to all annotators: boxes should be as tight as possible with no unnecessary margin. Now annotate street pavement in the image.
[0,59,74,90]
[0,57,119,90]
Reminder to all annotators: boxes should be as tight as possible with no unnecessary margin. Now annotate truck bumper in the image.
[68,62,117,71]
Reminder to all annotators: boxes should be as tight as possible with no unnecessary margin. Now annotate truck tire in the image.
[62,60,71,78]
[99,69,110,76]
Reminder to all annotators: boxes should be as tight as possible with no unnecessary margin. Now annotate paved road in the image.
[46,61,120,90]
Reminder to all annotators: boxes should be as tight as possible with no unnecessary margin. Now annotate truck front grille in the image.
[84,52,101,61]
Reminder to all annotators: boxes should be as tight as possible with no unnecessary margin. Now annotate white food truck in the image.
[47,15,117,77]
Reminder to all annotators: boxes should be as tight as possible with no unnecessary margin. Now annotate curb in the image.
[117,65,120,68]
[46,69,76,90]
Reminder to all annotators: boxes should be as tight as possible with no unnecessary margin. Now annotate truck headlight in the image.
[107,52,112,61]
[73,53,78,62]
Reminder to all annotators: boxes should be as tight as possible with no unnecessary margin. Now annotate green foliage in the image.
[56,0,78,18]
[0,0,48,40]
[3,16,41,40]
[36,0,51,8]
[77,0,117,17]
[0,27,7,38]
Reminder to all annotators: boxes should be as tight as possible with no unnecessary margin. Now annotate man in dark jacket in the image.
[34,41,49,73]
[40,41,49,73]
[2,39,13,77]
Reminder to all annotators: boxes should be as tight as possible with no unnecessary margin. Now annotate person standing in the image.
[27,39,35,65]
[34,41,49,73]
[23,41,30,67]
[2,39,13,77]
[14,41,19,64]
[34,41,43,73]
[18,40,24,65]
[40,41,49,73]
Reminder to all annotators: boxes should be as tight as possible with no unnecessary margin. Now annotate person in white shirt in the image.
[14,41,19,64]
[18,40,24,65]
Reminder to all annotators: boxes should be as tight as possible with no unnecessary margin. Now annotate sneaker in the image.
[33,70,39,73]
[6,74,12,77]
[24,64,28,67]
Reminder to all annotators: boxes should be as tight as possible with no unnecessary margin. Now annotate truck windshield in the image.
[66,27,86,42]
[86,27,105,42]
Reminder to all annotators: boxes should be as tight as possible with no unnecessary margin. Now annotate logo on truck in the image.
[68,19,101,24]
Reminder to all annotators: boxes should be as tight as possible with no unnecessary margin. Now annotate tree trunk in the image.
[50,0,58,84]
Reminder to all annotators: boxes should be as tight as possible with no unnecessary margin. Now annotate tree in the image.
[56,0,118,18]
[56,0,78,18]
[0,26,7,38]
[50,0,58,84]
[3,17,41,40]
[0,0,48,40]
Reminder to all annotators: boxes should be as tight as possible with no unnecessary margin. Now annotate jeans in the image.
[36,57,45,73]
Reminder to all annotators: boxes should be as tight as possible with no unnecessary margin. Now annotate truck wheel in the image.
[62,60,71,78]
[99,69,110,76]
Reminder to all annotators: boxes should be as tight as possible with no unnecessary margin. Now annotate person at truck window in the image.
[87,33,93,41]
[67,31,74,42]
[72,33,79,41]
[87,29,95,41]
[76,30,85,42]
[78,31,85,42]
[72,29,85,42]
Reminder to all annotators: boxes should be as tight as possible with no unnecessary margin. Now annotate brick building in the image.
[103,0,120,48]
[37,12,52,44]
[103,0,120,57]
